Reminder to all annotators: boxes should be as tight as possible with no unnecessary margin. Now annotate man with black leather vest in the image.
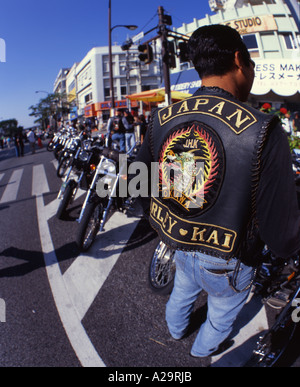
[135,25,300,359]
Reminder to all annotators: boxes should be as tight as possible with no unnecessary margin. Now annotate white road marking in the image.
[63,212,140,320]
[36,193,105,367]
[32,165,50,196]
[0,169,23,204]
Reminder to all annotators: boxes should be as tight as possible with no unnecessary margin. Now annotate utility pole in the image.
[158,6,172,106]
[108,0,115,113]
[136,7,189,106]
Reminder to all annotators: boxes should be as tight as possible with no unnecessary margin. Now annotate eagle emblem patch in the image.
[158,121,225,216]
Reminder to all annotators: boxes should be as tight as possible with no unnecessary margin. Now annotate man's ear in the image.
[234,51,244,69]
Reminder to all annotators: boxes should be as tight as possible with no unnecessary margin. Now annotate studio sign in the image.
[223,14,278,35]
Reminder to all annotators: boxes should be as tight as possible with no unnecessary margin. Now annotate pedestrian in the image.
[18,131,24,157]
[123,109,136,152]
[106,109,126,152]
[37,136,43,149]
[134,115,147,145]
[135,24,300,359]
[14,135,20,157]
[27,129,36,154]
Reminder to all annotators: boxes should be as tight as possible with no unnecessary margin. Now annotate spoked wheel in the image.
[57,156,72,178]
[76,201,103,251]
[149,241,176,295]
[47,140,54,151]
[56,180,76,220]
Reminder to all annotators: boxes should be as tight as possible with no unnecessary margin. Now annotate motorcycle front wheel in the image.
[47,140,54,151]
[76,200,103,251]
[57,155,72,178]
[56,180,76,220]
[149,241,176,295]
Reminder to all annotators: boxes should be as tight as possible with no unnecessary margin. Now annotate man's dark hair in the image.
[188,24,251,79]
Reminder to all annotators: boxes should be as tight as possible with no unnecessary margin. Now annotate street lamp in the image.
[108,0,137,115]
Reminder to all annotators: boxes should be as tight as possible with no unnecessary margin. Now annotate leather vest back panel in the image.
[149,88,277,260]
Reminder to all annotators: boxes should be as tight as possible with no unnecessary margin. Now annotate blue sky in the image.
[0,0,212,128]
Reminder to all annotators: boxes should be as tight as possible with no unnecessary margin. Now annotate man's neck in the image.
[201,75,240,101]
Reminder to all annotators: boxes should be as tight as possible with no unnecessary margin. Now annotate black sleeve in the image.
[134,129,153,166]
[128,130,153,214]
[256,123,300,258]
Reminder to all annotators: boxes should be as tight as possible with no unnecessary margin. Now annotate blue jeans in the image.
[125,132,136,152]
[111,133,125,152]
[166,251,254,357]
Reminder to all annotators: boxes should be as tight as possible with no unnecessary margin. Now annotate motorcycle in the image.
[56,136,104,220]
[47,131,61,151]
[76,144,139,251]
[47,128,68,152]
[56,132,91,178]
[245,252,300,367]
[47,127,78,160]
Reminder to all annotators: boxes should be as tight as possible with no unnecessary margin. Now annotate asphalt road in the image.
[0,142,299,370]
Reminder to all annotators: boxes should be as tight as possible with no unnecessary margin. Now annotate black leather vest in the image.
[149,87,278,263]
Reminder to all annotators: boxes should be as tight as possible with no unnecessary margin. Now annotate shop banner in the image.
[251,58,300,96]
[169,56,300,98]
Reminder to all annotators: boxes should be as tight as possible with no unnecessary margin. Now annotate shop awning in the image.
[127,88,192,103]
[251,58,300,98]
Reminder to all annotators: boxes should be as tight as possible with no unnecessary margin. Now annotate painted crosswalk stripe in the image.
[36,194,105,367]
[63,212,140,321]
[0,169,24,204]
[32,164,50,196]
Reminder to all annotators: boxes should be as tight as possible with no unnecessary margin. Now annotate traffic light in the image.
[178,42,190,63]
[121,38,133,51]
[162,14,172,26]
[163,40,176,69]
[138,44,153,65]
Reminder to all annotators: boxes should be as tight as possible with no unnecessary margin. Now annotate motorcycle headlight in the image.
[99,159,116,174]
[79,150,89,162]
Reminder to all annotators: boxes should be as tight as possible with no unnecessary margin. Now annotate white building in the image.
[57,44,161,125]
[53,68,70,95]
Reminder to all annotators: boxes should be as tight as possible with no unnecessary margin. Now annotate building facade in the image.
[56,44,161,126]
[53,68,70,95]
[172,0,300,111]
